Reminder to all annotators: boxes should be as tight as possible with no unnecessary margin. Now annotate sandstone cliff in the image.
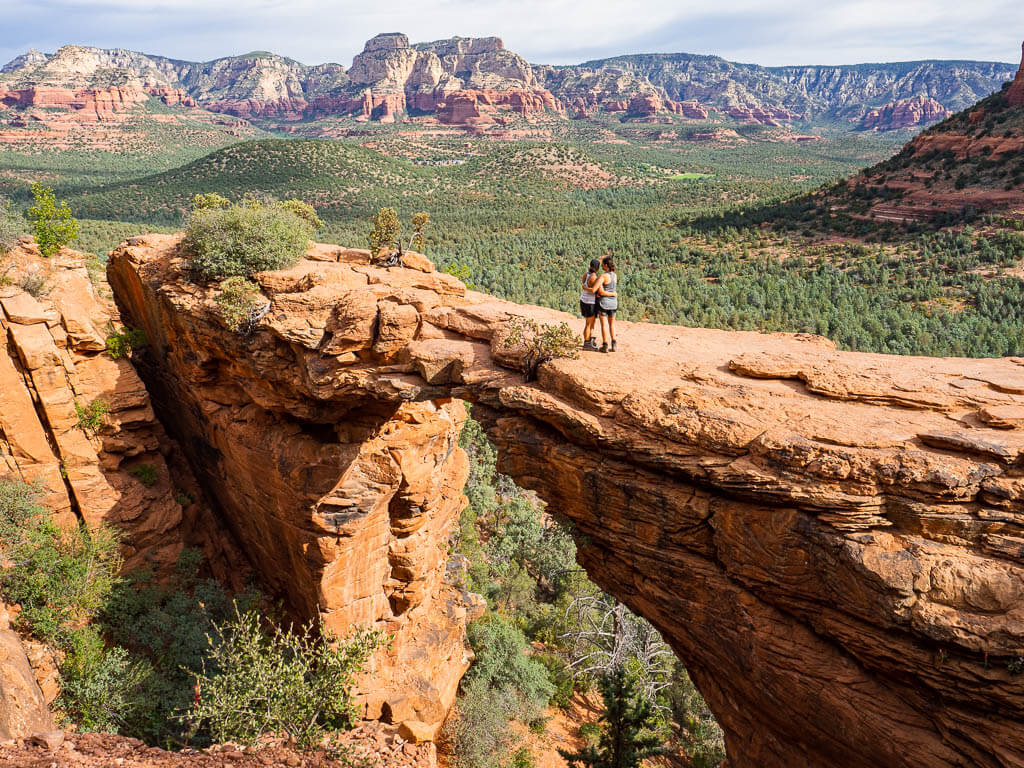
[3,38,1014,130]
[826,55,1024,224]
[858,96,951,130]
[1008,42,1024,107]
[108,234,1024,768]
[0,240,250,583]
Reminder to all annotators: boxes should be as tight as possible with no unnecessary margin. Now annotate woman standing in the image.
[595,256,618,352]
[580,258,601,351]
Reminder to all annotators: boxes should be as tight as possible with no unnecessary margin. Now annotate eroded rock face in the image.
[0,241,245,583]
[0,605,54,741]
[108,235,1024,767]
[1008,42,1024,107]
[106,236,480,739]
[859,96,951,130]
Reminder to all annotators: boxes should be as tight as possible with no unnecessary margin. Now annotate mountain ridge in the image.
[1,34,1016,130]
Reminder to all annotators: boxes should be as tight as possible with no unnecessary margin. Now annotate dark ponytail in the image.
[588,258,601,274]
[602,256,615,272]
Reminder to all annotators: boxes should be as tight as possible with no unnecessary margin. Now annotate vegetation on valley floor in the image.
[447,413,724,768]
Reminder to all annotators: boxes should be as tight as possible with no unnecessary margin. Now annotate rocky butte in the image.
[1008,42,1024,107]
[102,234,1024,768]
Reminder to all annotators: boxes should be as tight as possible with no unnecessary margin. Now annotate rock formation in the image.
[107,234,1024,768]
[107,237,482,739]
[859,96,951,130]
[1008,42,1024,107]
[0,606,55,741]
[828,48,1024,224]
[3,37,1012,130]
[0,241,244,581]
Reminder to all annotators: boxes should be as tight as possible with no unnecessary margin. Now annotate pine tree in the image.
[559,667,667,768]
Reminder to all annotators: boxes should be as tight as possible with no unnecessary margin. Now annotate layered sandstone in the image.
[1008,42,1024,107]
[107,237,482,739]
[0,241,240,580]
[108,234,1024,768]
[859,96,951,130]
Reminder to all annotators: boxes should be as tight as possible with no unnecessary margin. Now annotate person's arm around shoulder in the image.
[594,273,609,296]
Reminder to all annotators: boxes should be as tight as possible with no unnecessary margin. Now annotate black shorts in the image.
[596,306,616,317]
[580,301,597,318]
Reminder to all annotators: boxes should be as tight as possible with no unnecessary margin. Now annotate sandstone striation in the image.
[1008,42,1024,107]
[859,96,951,131]
[0,241,243,581]
[107,234,1024,768]
[1,38,1013,130]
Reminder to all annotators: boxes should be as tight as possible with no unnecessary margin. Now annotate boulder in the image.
[0,630,55,739]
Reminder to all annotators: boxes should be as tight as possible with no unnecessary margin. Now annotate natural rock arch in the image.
[109,236,1024,768]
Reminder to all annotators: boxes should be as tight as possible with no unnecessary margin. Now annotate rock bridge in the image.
[108,235,1024,768]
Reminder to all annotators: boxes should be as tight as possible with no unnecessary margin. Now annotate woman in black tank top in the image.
[580,258,600,351]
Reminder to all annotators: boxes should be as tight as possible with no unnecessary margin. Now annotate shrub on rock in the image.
[184,199,317,281]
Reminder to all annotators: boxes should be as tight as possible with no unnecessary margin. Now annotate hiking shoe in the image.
[610,340,617,352]
[582,339,598,351]
[599,343,608,353]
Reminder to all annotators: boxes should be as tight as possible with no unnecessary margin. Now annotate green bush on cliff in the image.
[185,609,384,749]
[184,199,315,281]
[0,479,144,733]
[0,479,122,646]
[27,183,79,258]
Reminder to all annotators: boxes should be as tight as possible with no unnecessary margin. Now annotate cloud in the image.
[1,0,1020,69]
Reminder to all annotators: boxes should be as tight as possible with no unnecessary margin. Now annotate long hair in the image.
[602,255,616,272]
[588,258,601,274]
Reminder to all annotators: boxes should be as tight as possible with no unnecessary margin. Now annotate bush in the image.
[0,479,122,646]
[105,327,147,360]
[75,398,110,434]
[59,629,151,733]
[503,318,580,381]
[101,550,260,746]
[213,276,266,332]
[447,677,519,768]
[465,613,554,717]
[190,193,230,212]
[27,183,79,258]
[367,207,401,253]
[185,202,312,281]
[277,199,324,232]
[17,270,48,297]
[185,610,383,749]
[129,463,159,487]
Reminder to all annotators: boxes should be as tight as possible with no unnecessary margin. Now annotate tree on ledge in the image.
[27,183,78,258]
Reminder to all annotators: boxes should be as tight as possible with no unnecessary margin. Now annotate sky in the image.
[1,0,1022,70]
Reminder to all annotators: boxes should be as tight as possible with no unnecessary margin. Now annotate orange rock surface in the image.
[0,242,245,582]
[108,234,1024,768]
[1009,42,1024,107]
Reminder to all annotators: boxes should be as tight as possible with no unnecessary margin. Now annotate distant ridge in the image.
[0,34,1016,131]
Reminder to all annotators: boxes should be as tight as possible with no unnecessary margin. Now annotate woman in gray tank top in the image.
[594,256,618,352]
